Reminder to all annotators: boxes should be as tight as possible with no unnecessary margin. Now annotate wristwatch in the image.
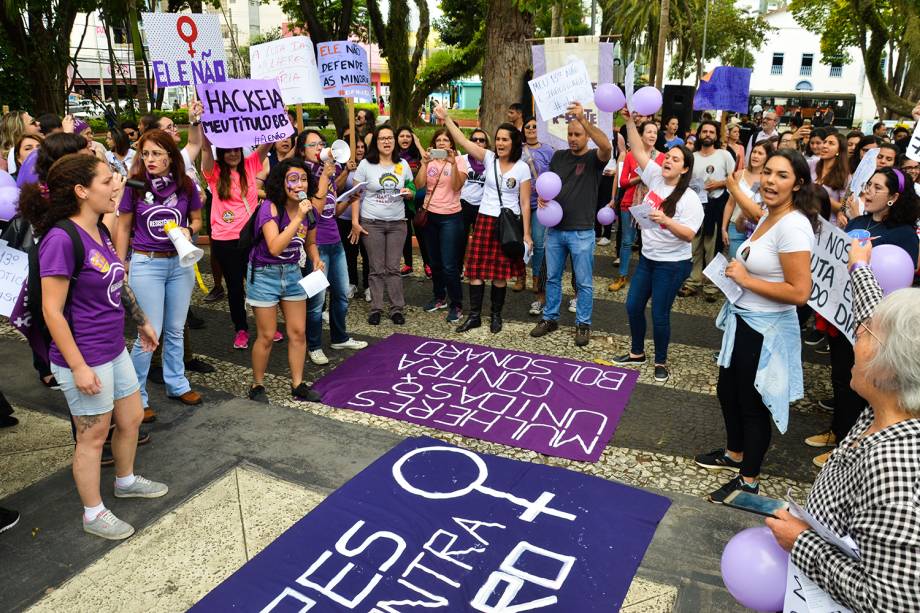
[191,119,201,126]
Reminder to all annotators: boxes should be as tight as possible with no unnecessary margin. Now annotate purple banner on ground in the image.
[192,436,671,612]
[312,334,639,462]
[196,78,294,148]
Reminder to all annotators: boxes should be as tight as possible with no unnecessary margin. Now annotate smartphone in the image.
[803,118,812,126]
[724,491,789,518]
[429,148,448,160]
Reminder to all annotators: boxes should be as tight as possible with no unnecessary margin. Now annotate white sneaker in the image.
[331,338,368,350]
[347,284,357,300]
[322,311,329,323]
[529,300,544,316]
[596,237,611,246]
[364,288,371,302]
[309,349,329,365]
[568,298,577,313]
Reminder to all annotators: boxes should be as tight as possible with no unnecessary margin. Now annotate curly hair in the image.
[19,154,103,236]
[128,129,194,195]
[494,123,523,162]
[36,133,89,182]
[263,157,318,207]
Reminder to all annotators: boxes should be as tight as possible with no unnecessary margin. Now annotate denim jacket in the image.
[716,302,804,433]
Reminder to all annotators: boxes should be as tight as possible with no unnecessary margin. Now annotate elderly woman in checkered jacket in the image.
[766,237,920,611]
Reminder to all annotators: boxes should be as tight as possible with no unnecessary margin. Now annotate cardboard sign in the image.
[249,36,323,105]
[142,13,227,87]
[0,242,29,317]
[528,61,595,122]
[907,121,920,163]
[192,437,671,613]
[808,218,855,344]
[312,334,639,463]
[196,79,294,148]
[316,40,373,100]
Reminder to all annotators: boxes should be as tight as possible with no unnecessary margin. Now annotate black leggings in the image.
[338,218,369,288]
[717,316,773,478]
[210,238,249,332]
[829,332,867,441]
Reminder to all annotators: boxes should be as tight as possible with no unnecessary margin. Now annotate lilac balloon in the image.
[870,245,915,295]
[0,170,15,188]
[595,83,626,113]
[535,172,562,201]
[0,186,19,221]
[15,150,39,188]
[536,200,563,227]
[721,527,788,612]
[632,86,663,117]
[596,207,617,226]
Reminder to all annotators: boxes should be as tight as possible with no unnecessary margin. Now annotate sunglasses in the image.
[471,137,487,143]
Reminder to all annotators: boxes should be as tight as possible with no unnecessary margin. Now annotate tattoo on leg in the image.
[74,414,102,434]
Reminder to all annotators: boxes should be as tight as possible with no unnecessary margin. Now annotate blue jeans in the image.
[423,211,464,308]
[306,242,350,350]
[618,209,637,277]
[128,253,195,406]
[727,225,747,260]
[530,211,547,278]
[625,255,692,364]
[543,228,595,325]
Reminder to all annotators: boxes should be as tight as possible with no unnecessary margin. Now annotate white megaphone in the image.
[320,139,351,164]
[165,222,204,268]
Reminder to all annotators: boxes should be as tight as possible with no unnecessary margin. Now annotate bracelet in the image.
[191,120,201,126]
[848,261,869,273]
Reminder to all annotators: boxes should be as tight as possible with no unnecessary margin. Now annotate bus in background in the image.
[748,91,857,129]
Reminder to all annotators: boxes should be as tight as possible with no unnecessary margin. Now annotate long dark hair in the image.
[264,157,318,206]
[128,129,194,195]
[495,123,523,162]
[20,154,103,236]
[659,145,694,218]
[215,147,248,202]
[873,168,920,227]
[815,132,849,191]
[109,128,130,157]
[295,128,324,158]
[36,133,89,182]
[766,149,820,231]
[748,140,774,171]
[366,125,396,165]
[395,125,421,162]
[850,135,881,173]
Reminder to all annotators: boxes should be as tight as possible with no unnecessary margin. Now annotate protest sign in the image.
[907,122,920,163]
[849,148,879,196]
[693,66,752,114]
[625,60,636,110]
[249,36,323,105]
[528,61,595,122]
[192,436,671,613]
[703,253,743,303]
[0,243,28,317]
[808,218,855,343]
[312,334,639,462]
[142,13,227,88]
[316,41,373,100]
[196,79,294,148]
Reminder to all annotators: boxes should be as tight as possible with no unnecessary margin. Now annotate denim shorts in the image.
[246,263,307,307]
[51,348,140,416]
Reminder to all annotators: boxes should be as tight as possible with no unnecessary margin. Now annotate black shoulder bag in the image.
[493,158,524,259]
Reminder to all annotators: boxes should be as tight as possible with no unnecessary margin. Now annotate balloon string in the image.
[194,263,208,294]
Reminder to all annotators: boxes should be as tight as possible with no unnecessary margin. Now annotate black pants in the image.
[459,200,479,268]
[829,332,867,441]
[403,200,431,270]
[717,316,773,478]
[0,389,12,419]
[337,218,369,288]
[210,238,249,332]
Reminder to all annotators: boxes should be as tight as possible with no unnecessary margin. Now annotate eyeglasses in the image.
[141,150,167,159]
[161,124,177,132]
[377,136,395,142]
[901,164,920,176]
[524,124,538,130]
[303,142,321,148]
[855,320,881,344]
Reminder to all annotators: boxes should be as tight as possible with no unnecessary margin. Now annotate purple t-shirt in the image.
[306,160,343,245]
[118,179,203,252]
[39,225,126,368]
[249,200,316,267]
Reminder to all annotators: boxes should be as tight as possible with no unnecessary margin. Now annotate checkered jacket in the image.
[850,265,884,325]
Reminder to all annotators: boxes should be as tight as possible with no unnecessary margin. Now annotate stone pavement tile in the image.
[622,577,679,611]
[0,406,72,498]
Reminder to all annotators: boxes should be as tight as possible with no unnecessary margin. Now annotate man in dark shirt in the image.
[529,102,612,346]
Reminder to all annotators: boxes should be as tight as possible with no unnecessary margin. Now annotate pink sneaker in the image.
[233,330,249,350]
[273,331,283,343]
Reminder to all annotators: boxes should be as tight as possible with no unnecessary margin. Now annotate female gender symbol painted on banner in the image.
[177,16,198,58]
[391,446,577,523]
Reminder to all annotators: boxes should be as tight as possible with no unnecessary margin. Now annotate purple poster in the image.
[192,437,671,612]
[312,334,639,462]
[196,78,294,148]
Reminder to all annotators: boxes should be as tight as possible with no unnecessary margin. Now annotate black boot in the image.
[490,284,506,333]
[456,284,484,332]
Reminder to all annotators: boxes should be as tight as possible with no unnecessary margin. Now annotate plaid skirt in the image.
[465,213,525,281]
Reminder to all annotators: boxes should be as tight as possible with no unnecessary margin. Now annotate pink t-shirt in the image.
[204,152,262,240]
[425,157,466,215]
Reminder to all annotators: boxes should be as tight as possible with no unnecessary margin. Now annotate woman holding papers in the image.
[115,129,203,422]
[695,149,817,503]
[244,159,323,404]
[612,110,703,383]
[767,241,920,612]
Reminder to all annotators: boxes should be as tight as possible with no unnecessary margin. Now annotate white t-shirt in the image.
[638,161,704,261]
[692,149,735,198]
[478,150,530,218]
[735,210,816,312]
[354,158,414,221]
[459,154,486,205]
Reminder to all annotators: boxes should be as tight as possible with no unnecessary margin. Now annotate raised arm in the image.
[568,102,611,162]
[200,130,215,175]
[433,103,485,161]
[725,170,764,222]
[619,109,652,170]
[183,100,204,163]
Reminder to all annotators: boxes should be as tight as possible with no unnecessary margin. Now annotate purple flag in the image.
[693,66,753,114]
[196,78,294,148]
[9,283,48,360]
[192,436,671,612]
[312,334,639,462]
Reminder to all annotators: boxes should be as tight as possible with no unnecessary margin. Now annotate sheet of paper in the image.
[335,181,367,203]
[689,178,708,203]
[625,61,635,110]
[298,270,330,298]
[849,148,879,196]
[703,253,743,303]
[523,241,533,264]
[906,121,920,163]
[0,244,29,317]
[786,495,860,560]
[628,203,659,230]
[784,561,854,613]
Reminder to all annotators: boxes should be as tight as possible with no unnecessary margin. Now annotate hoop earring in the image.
[887,200,894,207]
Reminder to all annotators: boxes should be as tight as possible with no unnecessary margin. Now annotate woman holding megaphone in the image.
[116,130,203,422]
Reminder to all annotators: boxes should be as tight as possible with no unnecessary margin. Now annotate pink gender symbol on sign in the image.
[176,16,198,58]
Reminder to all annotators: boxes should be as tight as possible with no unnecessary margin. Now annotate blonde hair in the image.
[0,111,27,159]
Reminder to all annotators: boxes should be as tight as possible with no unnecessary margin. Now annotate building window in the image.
[880,55,887,72]
[771,53,784,75]
[800,53,813,77]
[828,57,843,78]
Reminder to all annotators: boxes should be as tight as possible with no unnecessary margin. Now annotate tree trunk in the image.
[654,0,670,88]
[480,0,534,133]
[127,0,149,113]
[551,3,564,37]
